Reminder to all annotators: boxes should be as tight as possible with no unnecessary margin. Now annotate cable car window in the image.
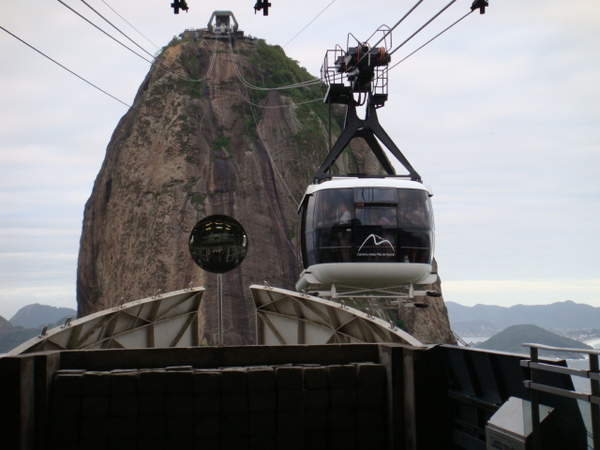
[305,195,316,231]
[354,187,397,204]
[398,230,432,264]
[300,186,433,267]
[398,189,432,228]
[311,189,353,263]
[356,205,397,226]
[314,189,353,226]
[304,195,317,266]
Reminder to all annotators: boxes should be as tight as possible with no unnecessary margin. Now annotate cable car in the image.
[296,178,436,294]
[296,38,437,297]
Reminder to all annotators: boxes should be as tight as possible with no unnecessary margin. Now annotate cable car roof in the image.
[298,177,432,212]
[303,176,431,195]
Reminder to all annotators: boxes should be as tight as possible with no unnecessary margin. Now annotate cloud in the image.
[0,251,78,319]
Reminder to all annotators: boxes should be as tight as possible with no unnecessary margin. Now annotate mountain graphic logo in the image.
[357,234,395,254]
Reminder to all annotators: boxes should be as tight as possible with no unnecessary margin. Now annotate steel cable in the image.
[388,0,461,58]
[388,9,475,71]
[0,24,133,109]
[99,0,160,50]
[283,0,337,48]
[58,0,215,84]
[80,0,156,59]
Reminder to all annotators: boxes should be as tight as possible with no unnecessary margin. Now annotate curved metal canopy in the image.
[7,284,423,355]
[8,287,204,355]
[251,285,423,346]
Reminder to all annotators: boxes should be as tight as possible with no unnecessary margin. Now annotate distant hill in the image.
[10,303,76,328]
[475,324,593,359]
[447,300,600,332]
[0,304,77,353]
[0,325,41,353]
[0,312,75,354]
[450,319,500,337]
[0,316,13,339]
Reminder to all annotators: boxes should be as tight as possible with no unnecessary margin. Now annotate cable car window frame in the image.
[303,194,317,266]
[300,186,434,267]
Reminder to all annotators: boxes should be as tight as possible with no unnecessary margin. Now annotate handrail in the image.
[523,342,600,356]
[522,343,599,450]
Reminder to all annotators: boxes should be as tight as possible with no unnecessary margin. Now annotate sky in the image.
[1,0,599,319]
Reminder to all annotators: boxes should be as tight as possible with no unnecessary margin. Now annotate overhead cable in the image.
[58,0,155,65]
[234,63,321,90]
[58,0,213,84]
[99,0,160,50]
[388,9,475,71]
[64,0,319,88]
[80,0,155,59]
[200,38,219,81]
[229,50,303,220]
[236,90,323,109]
[354,0,425,68]
[387,0,460,57]
[228,40,321,92]
[235,71,321,91]
[283,0,337,48]
[0,24,132,109]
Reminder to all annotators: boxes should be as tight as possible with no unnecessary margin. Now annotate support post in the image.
[403,347,417,450]
[530,346,541,450]
[590,354,599,450]
[217,273,223,346]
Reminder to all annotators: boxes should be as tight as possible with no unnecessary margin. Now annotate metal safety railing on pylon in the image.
[521,343,599,450]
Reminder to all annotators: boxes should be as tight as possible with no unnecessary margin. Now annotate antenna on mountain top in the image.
[171,0,189,14]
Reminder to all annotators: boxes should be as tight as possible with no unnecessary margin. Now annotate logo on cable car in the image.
[357,234,395,257]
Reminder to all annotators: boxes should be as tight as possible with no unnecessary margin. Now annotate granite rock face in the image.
[77,36,454,345]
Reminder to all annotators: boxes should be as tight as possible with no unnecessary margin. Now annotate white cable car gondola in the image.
[296,36,437,298]
[296,177,436,293]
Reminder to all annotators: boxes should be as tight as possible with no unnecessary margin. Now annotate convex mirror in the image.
[189,215,248,273]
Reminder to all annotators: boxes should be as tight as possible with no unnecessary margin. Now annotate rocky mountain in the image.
[76,33,454,345]
[447,300,600,334]
[9,303,76,328]
[475,324,593,359]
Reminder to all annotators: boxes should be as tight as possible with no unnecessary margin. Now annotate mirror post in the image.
[189,215,248,347]
[217,273,223,346]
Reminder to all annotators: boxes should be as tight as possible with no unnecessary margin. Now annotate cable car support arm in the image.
[314,99,422,182]
[316,37,422,182]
